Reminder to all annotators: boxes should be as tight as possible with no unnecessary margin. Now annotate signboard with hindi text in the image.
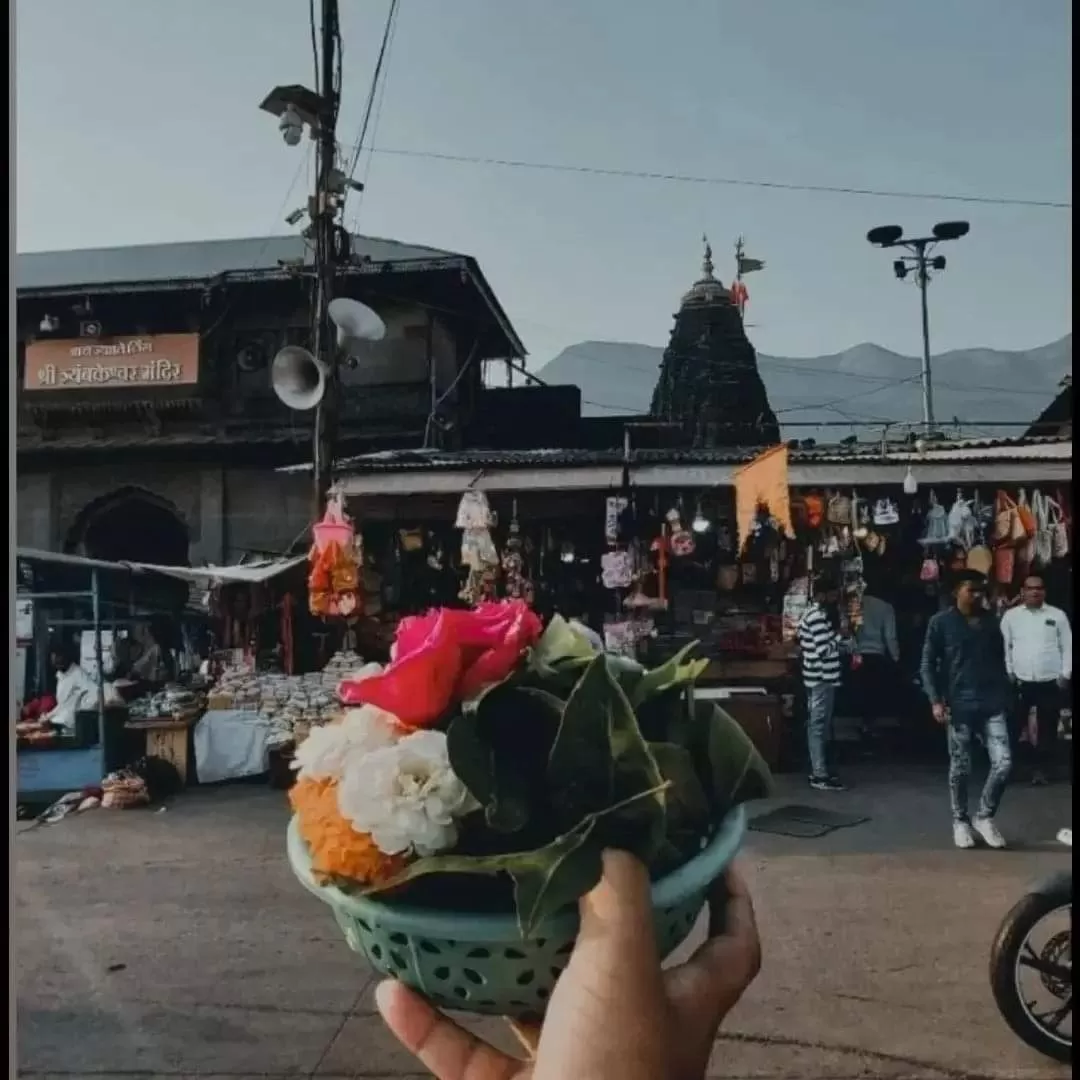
[23,334,200,391]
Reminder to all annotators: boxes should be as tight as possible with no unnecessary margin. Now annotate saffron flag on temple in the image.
[733,444,794,553]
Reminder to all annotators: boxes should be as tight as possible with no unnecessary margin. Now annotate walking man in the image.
[797,577,846,791]
[920,570,1013,849]
[1001,574,1072,785]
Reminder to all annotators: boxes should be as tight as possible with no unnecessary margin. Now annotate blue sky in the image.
[16,0,1070,372]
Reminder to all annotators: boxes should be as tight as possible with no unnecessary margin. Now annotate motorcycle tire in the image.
[989,880,1072,1064]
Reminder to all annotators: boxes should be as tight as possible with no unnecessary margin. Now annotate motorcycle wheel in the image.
[990,881,1072,1064]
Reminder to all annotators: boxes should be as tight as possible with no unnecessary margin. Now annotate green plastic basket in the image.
[287,805,747,1018]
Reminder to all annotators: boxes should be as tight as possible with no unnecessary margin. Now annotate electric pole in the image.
[260,0,343,516]
[866,221,970,436]
[312,0,342,515]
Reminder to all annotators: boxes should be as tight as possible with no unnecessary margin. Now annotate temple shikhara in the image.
[650,239,780,447]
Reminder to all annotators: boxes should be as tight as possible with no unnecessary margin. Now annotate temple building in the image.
[650,241,779,446]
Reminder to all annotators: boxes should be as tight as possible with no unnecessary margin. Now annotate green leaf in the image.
[362,784,669,935]
[629,643,710,708]
[650,741,711,830]
[547,654,667,859]
[693,700,774,810]
[530,614,599,670]
[447,684,561,835]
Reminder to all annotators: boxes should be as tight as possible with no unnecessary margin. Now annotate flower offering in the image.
[289,600,771,938]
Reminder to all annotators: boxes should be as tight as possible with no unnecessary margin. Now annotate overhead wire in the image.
[368,147,1070,210]
[347,2,399,232]
[341,0,400,220]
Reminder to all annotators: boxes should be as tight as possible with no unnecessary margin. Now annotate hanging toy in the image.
[502,500,531,600]
[308,489,360,619]
[666,506,696,557]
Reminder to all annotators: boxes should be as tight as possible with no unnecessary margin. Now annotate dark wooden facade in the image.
[16,234,524,566]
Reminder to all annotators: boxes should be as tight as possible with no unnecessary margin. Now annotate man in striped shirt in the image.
[797,578,846,791]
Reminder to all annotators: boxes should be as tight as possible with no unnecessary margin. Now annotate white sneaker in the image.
[973,817,1007,849]
[953,821,977,849]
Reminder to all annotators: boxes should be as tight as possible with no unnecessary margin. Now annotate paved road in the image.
[15,765,1072,1079]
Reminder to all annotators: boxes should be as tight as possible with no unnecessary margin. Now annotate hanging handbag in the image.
[993,544,1016,586]
[1050,493,1070,559]
[993,490,1018,545]
[1016,489,1037,539]
[1032,490,1054,566]
[826,492,852,526]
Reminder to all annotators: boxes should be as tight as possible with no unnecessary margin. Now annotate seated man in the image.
[42,645,99,737]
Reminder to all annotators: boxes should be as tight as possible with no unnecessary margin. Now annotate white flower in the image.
[336,729,478,857]
[291,705,399,780]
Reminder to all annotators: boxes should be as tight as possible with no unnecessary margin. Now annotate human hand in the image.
[374,852,762,1080]
[932,702,949,725]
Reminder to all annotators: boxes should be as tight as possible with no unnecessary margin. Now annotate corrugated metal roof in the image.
[16,234,459,293]
[323,435,1073,475]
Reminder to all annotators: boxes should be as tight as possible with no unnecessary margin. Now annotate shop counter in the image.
[125,716,198,785]
[695,687,783,772]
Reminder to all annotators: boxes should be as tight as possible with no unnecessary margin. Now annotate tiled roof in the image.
[327,435,1072,474]
[16,234,460,293]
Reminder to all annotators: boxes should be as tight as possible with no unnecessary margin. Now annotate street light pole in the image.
[866,221,970,436]
[914,241,934,432]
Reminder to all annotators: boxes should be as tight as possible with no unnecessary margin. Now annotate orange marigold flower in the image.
[290,777,409,886]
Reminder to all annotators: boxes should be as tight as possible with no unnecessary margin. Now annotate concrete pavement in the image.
[15,765,1073,1079]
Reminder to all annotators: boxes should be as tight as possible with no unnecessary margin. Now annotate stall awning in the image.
[136,556,308,586]
[325,437,1072,496]
[16,549,307,585]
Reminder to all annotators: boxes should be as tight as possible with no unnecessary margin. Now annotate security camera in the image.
[279,105,304,147]
[284,207,306,227]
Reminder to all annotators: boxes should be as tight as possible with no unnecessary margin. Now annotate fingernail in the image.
[374,979,397,1013]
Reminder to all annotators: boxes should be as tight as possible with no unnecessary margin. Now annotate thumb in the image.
[558,848,662,1002]
[534,850,667,1078]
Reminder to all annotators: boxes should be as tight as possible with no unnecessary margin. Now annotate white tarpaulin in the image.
[194,710,271,784]
[130,555,308,586]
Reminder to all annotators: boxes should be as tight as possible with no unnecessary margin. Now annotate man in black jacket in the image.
[920,570,1013,850]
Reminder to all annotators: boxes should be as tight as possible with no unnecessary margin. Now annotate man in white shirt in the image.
[1001,575,1072,785]
[44,645,100,736]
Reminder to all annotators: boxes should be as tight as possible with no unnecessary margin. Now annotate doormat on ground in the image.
[748,804,871,839]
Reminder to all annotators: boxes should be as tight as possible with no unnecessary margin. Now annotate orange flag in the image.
[733,445,794,554]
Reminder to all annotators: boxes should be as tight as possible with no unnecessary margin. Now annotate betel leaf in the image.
[547,655,667,860]
[529,613,599,671]
[447,684,561,835]
[692,699,774,811]
[628,642,710,709]
[361,783,670,935]
[649,741,711,831]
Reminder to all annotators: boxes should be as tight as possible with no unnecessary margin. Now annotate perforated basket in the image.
[286,805,747,1019]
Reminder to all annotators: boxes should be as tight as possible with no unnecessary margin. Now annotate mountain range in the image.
[534,335,1071,442]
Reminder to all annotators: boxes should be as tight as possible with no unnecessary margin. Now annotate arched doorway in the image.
[66,487,191,567]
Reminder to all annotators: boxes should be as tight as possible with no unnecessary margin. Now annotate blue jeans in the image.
[947,711,1013,823]
[806,683,836,779]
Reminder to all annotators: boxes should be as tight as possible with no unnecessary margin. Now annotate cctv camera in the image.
[279,105,304,147]
[285,207,306,227]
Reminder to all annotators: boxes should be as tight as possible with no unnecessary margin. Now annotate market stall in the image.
[14,549,185,801]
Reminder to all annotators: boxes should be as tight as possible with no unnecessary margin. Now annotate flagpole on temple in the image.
[734,236,746,320]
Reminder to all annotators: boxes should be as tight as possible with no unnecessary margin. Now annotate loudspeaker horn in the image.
[271,345,326,411]
[328,297,386,357]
